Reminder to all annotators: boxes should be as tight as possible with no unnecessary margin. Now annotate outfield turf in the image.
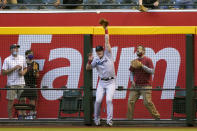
[0,128,197,131]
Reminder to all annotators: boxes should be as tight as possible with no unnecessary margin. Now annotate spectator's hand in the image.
[18,70,23,76]
[139,5,148,12]
[153,1,159,7]
[1,0,7,8]
[14,65,22,71]
[54,0,60,7]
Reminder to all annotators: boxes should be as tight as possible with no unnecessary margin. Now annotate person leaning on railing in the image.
[138,0,159,11]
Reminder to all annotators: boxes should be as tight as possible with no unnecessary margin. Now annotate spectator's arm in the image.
[19,67,27,76]
[54,0,60,6]
[139,0,143,5]
[2,68,16,75]
[142,65,155,74]
[153,0,159,6]
[1,0,7,8]
[36,63,40,78]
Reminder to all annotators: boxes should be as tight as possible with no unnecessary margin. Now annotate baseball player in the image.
[86,19,116,126]
[127,45,160,120]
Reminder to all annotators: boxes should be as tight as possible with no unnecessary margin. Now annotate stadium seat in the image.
[14,87,36,119]
[58,87,83,119]
[171,90,197,120]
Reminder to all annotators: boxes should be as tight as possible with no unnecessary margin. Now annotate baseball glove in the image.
[99,18,109,28]
[131,60,142,69]
[139,5,148,12]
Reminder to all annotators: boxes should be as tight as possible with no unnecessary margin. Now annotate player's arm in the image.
[104,27,112,53]
[86,53,94,70]
[99,19,112,53]
[86,62,92,70]
[141,59,155,74]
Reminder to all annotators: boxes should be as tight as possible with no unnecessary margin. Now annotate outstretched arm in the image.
[104,27,112,53]
[99,19,112,53]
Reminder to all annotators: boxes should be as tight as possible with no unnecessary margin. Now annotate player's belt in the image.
[101,77,114,81]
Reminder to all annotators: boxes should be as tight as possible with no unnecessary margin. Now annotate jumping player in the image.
[127,45,160,120]
[86,19,116,126]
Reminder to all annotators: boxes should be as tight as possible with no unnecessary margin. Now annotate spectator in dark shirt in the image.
[138,0,159,11]
[24,50,39,119]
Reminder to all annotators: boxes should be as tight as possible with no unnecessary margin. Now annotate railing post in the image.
[83,34,93,125]
[185,34,195,126]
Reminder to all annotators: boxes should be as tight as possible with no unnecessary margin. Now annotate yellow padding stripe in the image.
[94,26,196,35]
[0,26,196,35]
[0,27,94,35]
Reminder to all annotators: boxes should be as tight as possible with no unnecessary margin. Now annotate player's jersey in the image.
[91,49,115,79]
[129,56,154,86]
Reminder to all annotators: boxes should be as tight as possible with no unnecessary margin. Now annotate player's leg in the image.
[94,82,105,125]
[141,86,160,119]
[105,80,116,126]
[127,89,140,120]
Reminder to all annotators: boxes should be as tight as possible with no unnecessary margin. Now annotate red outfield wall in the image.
[0,12,196,119]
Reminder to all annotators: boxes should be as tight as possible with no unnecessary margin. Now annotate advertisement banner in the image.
[0,34,186,119]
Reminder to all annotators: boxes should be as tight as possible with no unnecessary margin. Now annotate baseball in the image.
[96,11,100,14]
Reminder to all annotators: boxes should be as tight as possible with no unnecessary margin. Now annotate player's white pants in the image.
[94,79,116,123]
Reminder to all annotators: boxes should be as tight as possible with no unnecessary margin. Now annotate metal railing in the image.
[1,3,197,9]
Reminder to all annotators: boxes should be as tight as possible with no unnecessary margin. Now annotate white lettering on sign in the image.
[18,35,52,71]
[41,48,82,100]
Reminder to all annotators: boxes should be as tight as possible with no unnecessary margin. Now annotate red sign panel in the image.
[0,34,188,119]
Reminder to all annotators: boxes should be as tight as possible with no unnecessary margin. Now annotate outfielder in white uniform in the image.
[86,20,116,126]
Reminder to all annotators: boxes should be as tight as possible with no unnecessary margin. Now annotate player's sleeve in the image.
[91,58,97,68]
[142,58,154,74]
[2,59,8,70]
[104,50,113,59]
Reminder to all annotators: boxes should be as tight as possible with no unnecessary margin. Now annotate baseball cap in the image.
[10,44,20,50]
[95,45,104,52]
